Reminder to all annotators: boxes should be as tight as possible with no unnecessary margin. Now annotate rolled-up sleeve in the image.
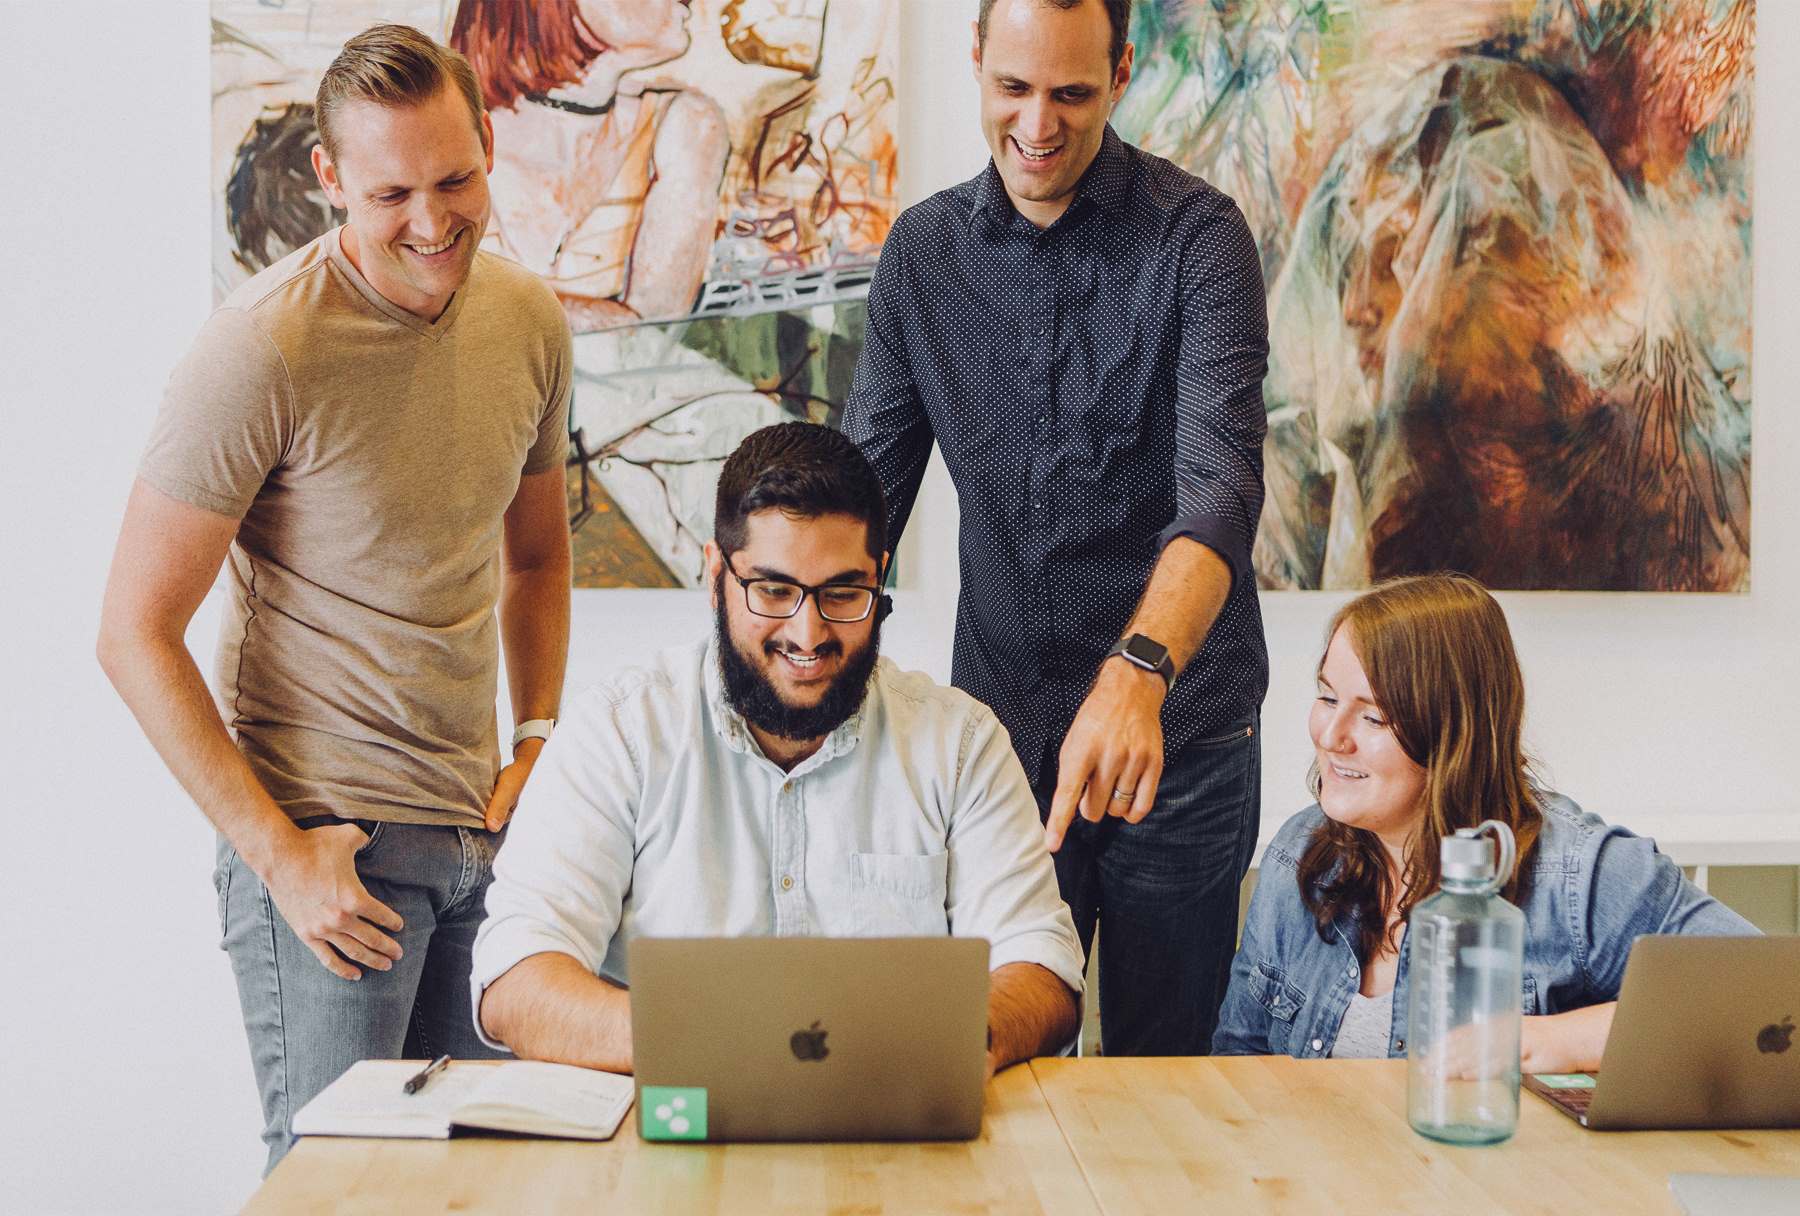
[469,686,640,1049]
[943,708,1085,996]
[1157,197,1269,583]
[1580,826,1760,999]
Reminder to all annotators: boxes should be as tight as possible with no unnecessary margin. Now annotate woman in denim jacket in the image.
[1213,575,1754,1069]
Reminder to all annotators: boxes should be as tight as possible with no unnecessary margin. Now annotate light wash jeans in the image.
[214,818,510,1173]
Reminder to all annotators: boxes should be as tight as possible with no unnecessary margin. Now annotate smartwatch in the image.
[1108,633,1175,691]
[510,718,556,751]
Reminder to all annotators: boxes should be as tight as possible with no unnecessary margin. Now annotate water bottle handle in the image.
[1472,819,1517,897]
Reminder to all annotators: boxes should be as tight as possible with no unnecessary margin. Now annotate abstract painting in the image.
[212,0,898,587]
[1115,0,1753,591]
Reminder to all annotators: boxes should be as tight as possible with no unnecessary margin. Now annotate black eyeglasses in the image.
[722,552,884,623]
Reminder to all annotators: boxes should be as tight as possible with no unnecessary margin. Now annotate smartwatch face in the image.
[1123,634,1169,669]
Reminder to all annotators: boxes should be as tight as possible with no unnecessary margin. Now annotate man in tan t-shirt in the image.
[98,26,572,1171]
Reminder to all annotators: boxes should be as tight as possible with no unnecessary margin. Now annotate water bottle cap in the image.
[1439,820,1517,894]
[1440,831,1495,881]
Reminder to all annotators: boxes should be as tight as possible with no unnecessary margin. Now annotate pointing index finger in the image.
[1043,772,1083,853]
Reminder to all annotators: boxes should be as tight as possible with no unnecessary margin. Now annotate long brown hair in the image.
[1297,574,1544,963]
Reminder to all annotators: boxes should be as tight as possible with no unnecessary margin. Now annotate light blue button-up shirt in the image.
[471,639,1085,1044]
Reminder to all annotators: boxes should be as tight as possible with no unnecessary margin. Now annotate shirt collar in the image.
[971,159,1011,231]
[324,225,468,339]
[1079,123,1132,214]
[970,123,1132,233]
[702,635,871,773]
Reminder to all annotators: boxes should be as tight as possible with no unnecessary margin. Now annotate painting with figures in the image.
[212,0,898,587]
[1115,0,1752,591]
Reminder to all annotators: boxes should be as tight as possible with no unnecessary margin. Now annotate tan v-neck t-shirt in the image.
[140,228,571,827]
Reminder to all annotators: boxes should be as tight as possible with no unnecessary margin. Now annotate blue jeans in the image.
[214,819,511,1173]
[1035,720,1261,1056]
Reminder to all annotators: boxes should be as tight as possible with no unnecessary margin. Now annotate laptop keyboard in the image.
[1551,1086,1592,1114]
[1539,1083,1593,1123]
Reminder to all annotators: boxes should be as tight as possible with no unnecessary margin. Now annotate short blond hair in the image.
[315,23,486,163]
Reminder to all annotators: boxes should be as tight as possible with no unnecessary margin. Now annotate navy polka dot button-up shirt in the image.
[845,125,1270,787]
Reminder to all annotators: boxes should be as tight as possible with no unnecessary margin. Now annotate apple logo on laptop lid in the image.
[1757,1015,1794,1055]
[790,1021,830,1062]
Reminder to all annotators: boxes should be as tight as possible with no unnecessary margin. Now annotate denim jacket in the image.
[1213,792,1757,1058]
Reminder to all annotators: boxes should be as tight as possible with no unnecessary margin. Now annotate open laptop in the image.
[1523,936,1800,1130]
[628,937,990,1142]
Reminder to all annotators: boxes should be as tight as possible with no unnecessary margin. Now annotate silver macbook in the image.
[629,936,990,1142]
[1523,936,1800,1130]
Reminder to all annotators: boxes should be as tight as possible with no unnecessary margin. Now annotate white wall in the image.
[0,2,1791,1212]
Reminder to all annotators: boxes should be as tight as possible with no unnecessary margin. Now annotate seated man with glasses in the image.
[471,422,1084,1077]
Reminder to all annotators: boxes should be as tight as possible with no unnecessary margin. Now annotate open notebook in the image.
[292,1060,635,1141]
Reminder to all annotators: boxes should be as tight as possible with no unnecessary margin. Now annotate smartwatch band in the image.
[510,718,556,751]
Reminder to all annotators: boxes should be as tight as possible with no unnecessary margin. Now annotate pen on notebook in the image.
[403,1054,451,1095]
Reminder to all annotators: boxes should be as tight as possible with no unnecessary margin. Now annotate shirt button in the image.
[1394,1038,1406,1052]
[780,875,794,891]
[1310,1038,1323,1053]
[1345,965,1355,977]
[782,782,793,794]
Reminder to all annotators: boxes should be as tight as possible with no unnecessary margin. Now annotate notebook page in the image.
[291,1060,490,1138]
[456,1061,635,1139]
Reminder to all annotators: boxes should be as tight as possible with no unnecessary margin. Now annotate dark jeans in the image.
[215,818,511,1174]
[1034,720,1261,1056]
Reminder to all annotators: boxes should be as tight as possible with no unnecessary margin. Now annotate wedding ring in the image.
[1111,788,1133,801]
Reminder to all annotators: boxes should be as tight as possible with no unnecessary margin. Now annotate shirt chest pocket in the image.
[1250,961,1309,1055]
[849,851,949,937]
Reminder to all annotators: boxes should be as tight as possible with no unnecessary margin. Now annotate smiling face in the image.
[312,84,493,320]
[973,0,1131,228]
[1309,624,1428,853]
[707,509,884,760]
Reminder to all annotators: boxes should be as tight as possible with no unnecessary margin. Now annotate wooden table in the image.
[242,1064,1097,1216]
[244,1059,1800,1214]
[1031,1057,1800,1216]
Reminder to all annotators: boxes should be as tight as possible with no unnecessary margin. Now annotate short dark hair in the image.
[315,23,486,163]
[977,0,1131,71]
[714,423,888,563]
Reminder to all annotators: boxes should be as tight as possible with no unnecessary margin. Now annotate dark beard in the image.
[713,574,883,743]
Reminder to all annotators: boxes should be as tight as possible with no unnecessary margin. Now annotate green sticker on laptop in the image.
[1532,1073,1597,1089]
[640,1086,708,1140]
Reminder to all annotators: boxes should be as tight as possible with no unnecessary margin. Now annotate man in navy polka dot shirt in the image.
[844,0,1269,1056]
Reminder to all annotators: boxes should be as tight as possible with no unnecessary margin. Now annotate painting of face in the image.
[575,0,695,67]
[1115,0,1753,592]
[212,0,898,588]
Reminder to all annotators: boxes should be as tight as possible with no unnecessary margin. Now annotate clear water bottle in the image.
[1406,819,1525,1145]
